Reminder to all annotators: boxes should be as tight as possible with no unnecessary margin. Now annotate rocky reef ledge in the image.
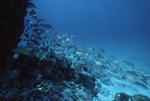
[0,0,29,72]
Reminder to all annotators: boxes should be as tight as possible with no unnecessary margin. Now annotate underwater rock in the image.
[75,73,97,96]
[113,92,150,101]
[0,0,30,72]
[130,94,150,101]
[113,92,130,101]
[0,51,99,100]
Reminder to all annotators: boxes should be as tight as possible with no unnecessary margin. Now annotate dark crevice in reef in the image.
[0,0,28,72]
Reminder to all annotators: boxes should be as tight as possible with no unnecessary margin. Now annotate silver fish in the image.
[123,71,138,77]
[124,60,135,69]
[98,57,108,64]
[114,81,126,88]
[44,24,54,30]
[27,2,37,9]
[12,47,30,55]
[95,51,103,59]
[97,47,105,53]
[112,75,121,80]
[134,69,149,74]
[134,78,148,85]
[109,54,116,59]
[112,60,122,66]
[126,85,137,91]
[37,19,45,23]
[112,60,126,69]
[32,29,45,35]
[133,81,149,90]
[66,44,76,50]
[31,24,44,29]
[52,43,61,48]
[109,65,120,74]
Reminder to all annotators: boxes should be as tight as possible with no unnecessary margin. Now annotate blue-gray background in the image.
[33,0,150,69]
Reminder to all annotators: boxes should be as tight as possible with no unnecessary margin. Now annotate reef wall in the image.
[0,0,28,72]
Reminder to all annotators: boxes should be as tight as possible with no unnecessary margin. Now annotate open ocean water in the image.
[31,0,150,100]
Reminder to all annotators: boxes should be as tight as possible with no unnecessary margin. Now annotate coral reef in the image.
[0,54,97,100]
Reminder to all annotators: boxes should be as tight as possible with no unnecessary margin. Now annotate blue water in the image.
[33,0,150,69]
